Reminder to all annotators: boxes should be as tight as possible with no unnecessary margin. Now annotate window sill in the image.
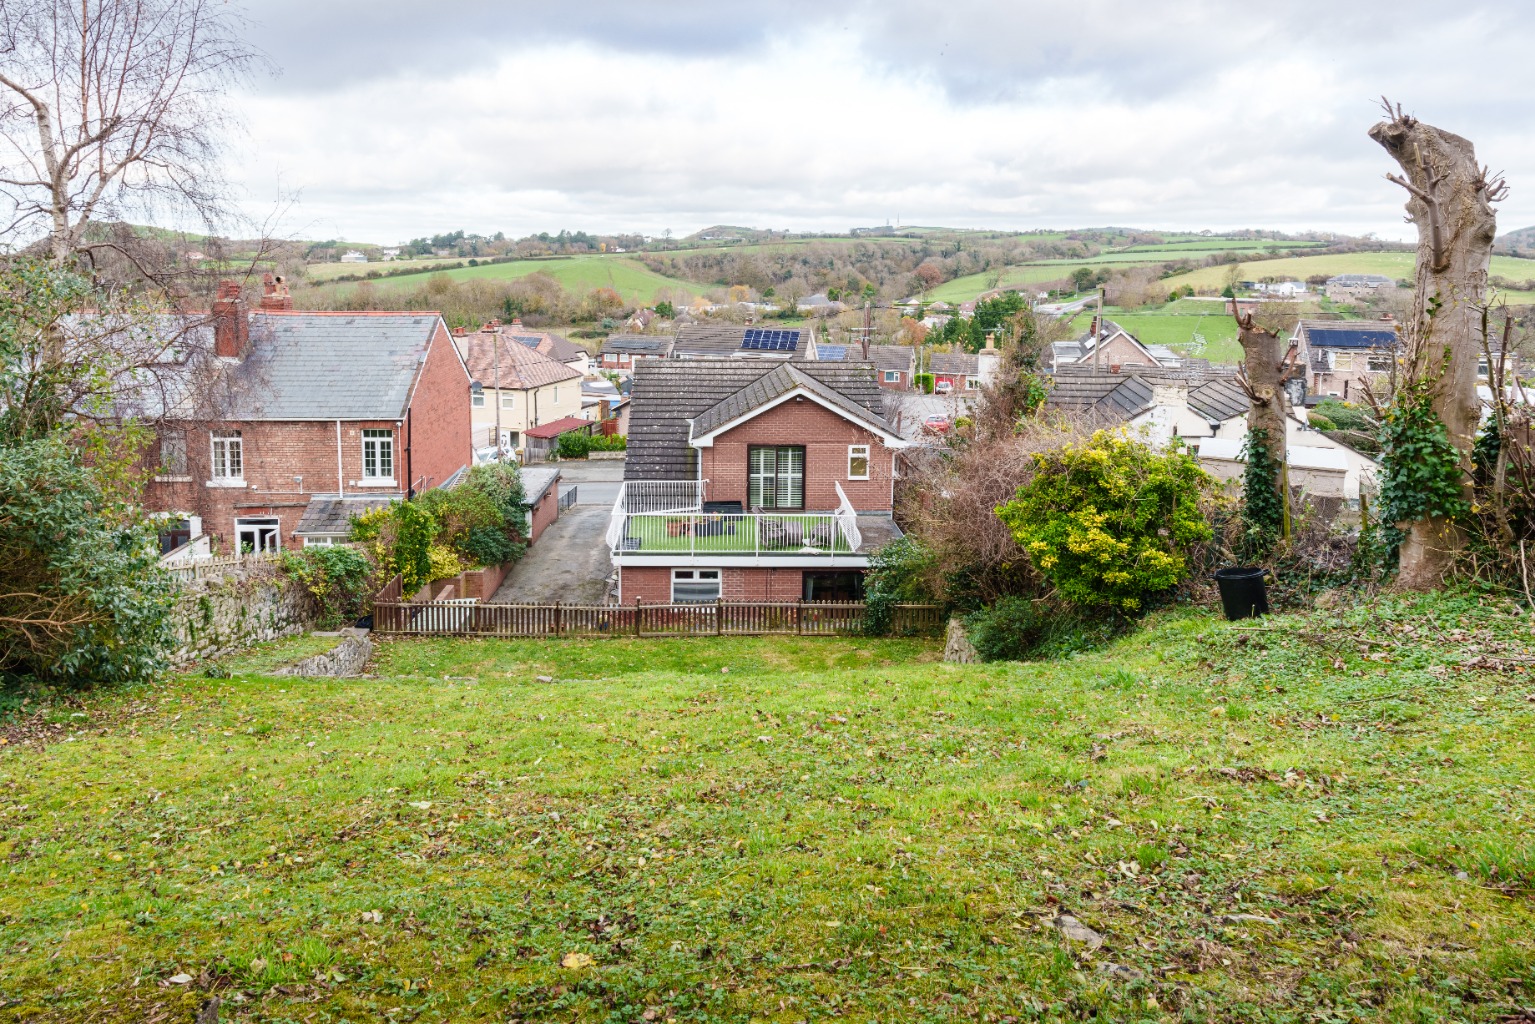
[206,479,247,488]
[154,474,193,483]
[355,479,398,487]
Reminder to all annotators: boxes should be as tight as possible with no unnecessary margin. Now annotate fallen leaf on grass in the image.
[167,973,193,985]
[409,801,432,810]
[561,952,594,969]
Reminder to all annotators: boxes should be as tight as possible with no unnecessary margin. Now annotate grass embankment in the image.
[2,594,1533,1021]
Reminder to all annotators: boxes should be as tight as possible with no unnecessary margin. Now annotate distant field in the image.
[304,257,467,282]
[1066,299,1243,364]
[1162,252,1535,302]
[310,256,701,305]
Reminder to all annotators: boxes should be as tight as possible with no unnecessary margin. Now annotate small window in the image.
[500,392,515,410]
[160,432,188,475]
[211,430,242,480]
[303,536,337,547]
[848,444,870,480]
[552,385,560,402]
[671,568,721,603]
[362,429,394,480]
[1333,352,1354,371]
[965,376,981,390]
[1367,354,1392,373]
[883,370,900,383]
[472,392,486,408]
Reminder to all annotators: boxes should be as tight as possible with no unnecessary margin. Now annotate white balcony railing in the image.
[607,479,864,560]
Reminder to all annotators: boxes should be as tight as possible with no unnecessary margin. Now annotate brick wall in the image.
[144,418,408,551]
[697,400,894,511]
[405,320,473,493]
[618,567,812,603]
[878,371,909,390]
[529,481,561,542]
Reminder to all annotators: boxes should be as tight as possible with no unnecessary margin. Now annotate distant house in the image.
[929,344,1007,392]
[600,332,676,370]
[671,323,818,361]
[625,308,657,332]
[135,279,472,554]
[1325,274,1395,303]
[339,250,368,263]
[1253,281,1307,298]
[456,326,583,453]
[817,343,916,390]
[380,247,401,261]
[464,319,591,377]
[612,359,910,604]
[1050,318,1173,372]
[522,415,597,464]
[1292,318,1400,400]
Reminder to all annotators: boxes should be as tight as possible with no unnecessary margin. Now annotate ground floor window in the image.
[672,568,721,603]
[803,570,864,602]
[235,516,281,554]
[302,536,340,547]
[158,518,192,555]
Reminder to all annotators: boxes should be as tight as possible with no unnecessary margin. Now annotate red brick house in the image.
[141,280,473,553]
[610,359,908,603]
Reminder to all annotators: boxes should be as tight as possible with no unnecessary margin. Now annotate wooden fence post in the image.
[554,601,562,637]
[715,598,723,636]
[634,596,642,637]
[795,601,803,635]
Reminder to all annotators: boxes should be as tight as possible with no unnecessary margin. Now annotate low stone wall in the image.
[588,450,626,461]
[277,628,373,677]
[170,563,318,665]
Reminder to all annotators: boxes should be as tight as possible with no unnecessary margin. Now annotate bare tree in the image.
[1233,308,1299,542]
[0,0,264,271]
[1369,100,1506,587]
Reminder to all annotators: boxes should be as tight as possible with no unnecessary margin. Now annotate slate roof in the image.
[461,332,582,390]
[929,351,979,375]
[1044,374,1155,419]
[625,359,885,481]
[689,363,897,439]
[672,323,814,360]
[295,496,394,536]
[219,312,450,420]
[601,333,675,356]
[1187,379,1248,422]
[868,345,914,373]
[1296,320,1400,351]
[523,415,593,439]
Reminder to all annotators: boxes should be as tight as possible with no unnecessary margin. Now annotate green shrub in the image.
[914,373,935,394]
[393,501,438,594]
[1311,399,1374,433]
[1306,413,1337,431]
[279,546,374,629]
[996,429,1214,612]
[964,596,1127,662]
[0,434,176,688]
[862,538,936,636]
[556,431,627,458]
[426,544,466,582]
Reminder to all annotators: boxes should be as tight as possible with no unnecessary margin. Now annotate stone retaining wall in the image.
[170,564,318,665]
[277,628,373,677]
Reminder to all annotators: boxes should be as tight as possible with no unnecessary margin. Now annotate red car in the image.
[923,414,952,435]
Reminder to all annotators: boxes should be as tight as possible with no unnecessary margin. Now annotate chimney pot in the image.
[258,272,292,311]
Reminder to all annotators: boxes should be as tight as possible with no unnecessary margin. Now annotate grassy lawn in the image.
[624,515,854,555]
[311,256,702,306]
[1067,302,1243,364]
[3,593,1534,1021]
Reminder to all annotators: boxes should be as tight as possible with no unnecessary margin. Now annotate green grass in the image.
[311,256,702,305]
[1067,300,1244,364]
[305,257,471,283]
[624,515,854,555]
[3,592,1534,1021]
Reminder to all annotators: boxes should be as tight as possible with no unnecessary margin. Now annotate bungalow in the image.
[458,327,583,452]
[929,341,1001,392]
[1050,318,1173,371]
[466,319,591,377]
[671,323,818,361]
[600,332,676,371]
[611,359,910,603]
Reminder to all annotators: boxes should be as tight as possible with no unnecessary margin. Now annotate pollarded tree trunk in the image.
[1235,311,1292,540]
[1369,103,1503,588]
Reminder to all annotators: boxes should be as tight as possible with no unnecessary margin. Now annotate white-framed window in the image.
[749,445,804,509]
[235,516,279,554]
[303,536,338,547]
[1333,352,1354,371]
[472,392,486,407]
[1367,354,1392,373]
[159,432,188,476]
[848,444,870,480]
[211,430,242,480]
[965,376,981,390]
[362,429,394,480]
[883,370,900,383]
[500,392,515,410]
[672,568,721,603]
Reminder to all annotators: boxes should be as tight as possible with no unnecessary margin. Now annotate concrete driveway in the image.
[545,458,625,506]
[491,502,613,604]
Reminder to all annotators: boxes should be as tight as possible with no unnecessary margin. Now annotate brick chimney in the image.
[259,273,292,311]
[212,280,249,359]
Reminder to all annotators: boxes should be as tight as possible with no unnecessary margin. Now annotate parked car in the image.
[923,414,951,435]
[934,380,954,394]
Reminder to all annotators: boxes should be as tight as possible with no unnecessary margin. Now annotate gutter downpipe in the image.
[406,406,414,499]
[335,420,345,497]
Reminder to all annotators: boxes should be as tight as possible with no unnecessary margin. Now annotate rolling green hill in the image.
[310,255,702,305]
[1161,252,1535,302]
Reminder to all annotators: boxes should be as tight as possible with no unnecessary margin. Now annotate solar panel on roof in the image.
[741,328,801,351]
[818,344,848,360]
[512,335,542,348]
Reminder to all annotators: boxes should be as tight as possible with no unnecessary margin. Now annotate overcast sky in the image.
[227,1,1535,244]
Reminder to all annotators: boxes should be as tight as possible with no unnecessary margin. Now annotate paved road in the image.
[883,391,977,440]
[492,503,613,604]
[545,458,625,506]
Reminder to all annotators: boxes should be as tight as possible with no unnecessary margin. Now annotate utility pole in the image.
[1093,287,1105,374]
[862,300,872,359]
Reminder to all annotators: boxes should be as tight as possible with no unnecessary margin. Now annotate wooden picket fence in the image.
[372,599,944,638]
